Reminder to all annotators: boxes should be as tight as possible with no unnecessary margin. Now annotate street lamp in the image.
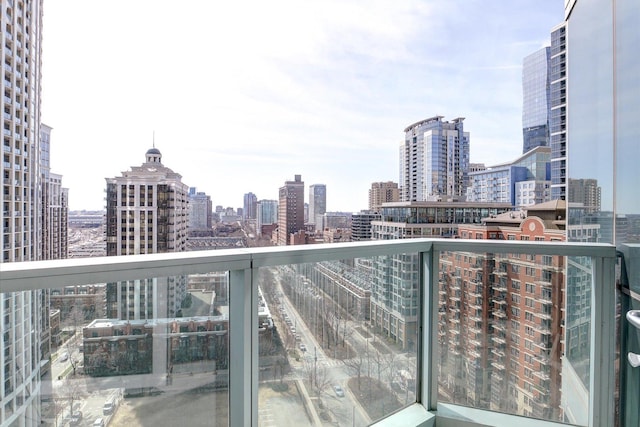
[314,346,317,388]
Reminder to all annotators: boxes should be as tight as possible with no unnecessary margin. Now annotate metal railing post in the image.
[229,267,258,427]
[589,253,616,427]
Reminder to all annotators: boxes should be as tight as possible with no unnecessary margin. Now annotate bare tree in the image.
[342,353,365,390]
[88,287,106,321]
[63,302,85,346]
[371,346,385,383]
[56,377,86,419]
[312,363,332,397]
[382,352,399,389]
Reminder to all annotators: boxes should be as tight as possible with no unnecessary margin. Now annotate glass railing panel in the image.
[256,254,419,427]
[34,272,230,427]
[436,249,574,425]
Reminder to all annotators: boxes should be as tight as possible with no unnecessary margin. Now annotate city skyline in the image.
[40,1,563,212]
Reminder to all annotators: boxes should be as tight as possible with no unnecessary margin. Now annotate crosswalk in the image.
[258,403,277,427]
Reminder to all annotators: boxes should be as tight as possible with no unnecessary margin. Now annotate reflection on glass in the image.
[257,256,419,427]
[437,251,571,424]
[47,274,229,427]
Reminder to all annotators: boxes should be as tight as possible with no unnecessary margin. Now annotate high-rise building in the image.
[1,1,47,424]
[40,125,69,261]
[277,175,304,245]
[351,211,380,241]
[522,47,551,153]
[399,116,470,202]
[105,148,189,320]
[466,146,551,207]
[368,181,399,213]
[563,1,639,424]
[369,201,512,349]
[308,184,326,231]
[256,199,278,236]
[243,192,257,221]
[439,201,566,419]
[105,147,189,256]
[549,23,567,201]
[567,178,601,214]
[188,188,213,233]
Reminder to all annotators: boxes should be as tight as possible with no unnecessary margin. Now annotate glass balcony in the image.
[0,239,628,427]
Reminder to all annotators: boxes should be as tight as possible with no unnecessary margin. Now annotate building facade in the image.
[188,188,213,234]
[399,116,470,202]
[1,1,48,424]
[564,1,640,425]
[256,199,278,237]
[243,192,257,221]
[105,148,189,256]
[368,181,399,213]
[369,202,512,350]
[566,178,601,214]
[277,175,304,245]
[439,201,566,420]
[308,184,326,231]
[105,148,189,320]
[466,146,551,207]
[522,47,551,153]
[549,23,567,201]
[351,211,380,241]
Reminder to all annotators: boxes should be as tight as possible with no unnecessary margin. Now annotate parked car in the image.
[93,418,105,427]
[299,343,307,352]
[69,411,83,426]
[59,352,68,362]
[103,399,116,415]
[333,385,345,397]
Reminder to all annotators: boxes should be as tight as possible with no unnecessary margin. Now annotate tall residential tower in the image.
[1,1,48,425]
[105,148,189,320]
[277,175,304,245]
[399,116,470,202]
[522,47,551,153]
[308,184,326,231]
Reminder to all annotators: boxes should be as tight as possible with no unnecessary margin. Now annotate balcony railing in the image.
[0,239,621,427]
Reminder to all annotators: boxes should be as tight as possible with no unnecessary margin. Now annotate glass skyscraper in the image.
[564,0,640,425]
[522,47,551,154]
[399,116,470,202]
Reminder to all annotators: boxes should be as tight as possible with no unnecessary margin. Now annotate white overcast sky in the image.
[40,1,564,212]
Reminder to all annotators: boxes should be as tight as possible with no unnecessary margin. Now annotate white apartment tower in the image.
[105,148,189,320]
[1,0,47,425]
[399,116,470,202]
[308,184,326,231]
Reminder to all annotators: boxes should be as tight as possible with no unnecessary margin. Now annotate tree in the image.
[382,352,399,389]
[56,377,87,419]
[342,352,365,390]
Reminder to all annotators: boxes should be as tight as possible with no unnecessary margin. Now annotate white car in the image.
[333,385,345,397]
[59,352,69,362]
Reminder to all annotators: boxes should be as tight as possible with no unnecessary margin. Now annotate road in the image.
[269,268,372,426]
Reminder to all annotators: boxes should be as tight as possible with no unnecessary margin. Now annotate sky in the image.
[40,1,564,213]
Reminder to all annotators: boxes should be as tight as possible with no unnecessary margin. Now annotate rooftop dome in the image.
[146,147,162,164]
